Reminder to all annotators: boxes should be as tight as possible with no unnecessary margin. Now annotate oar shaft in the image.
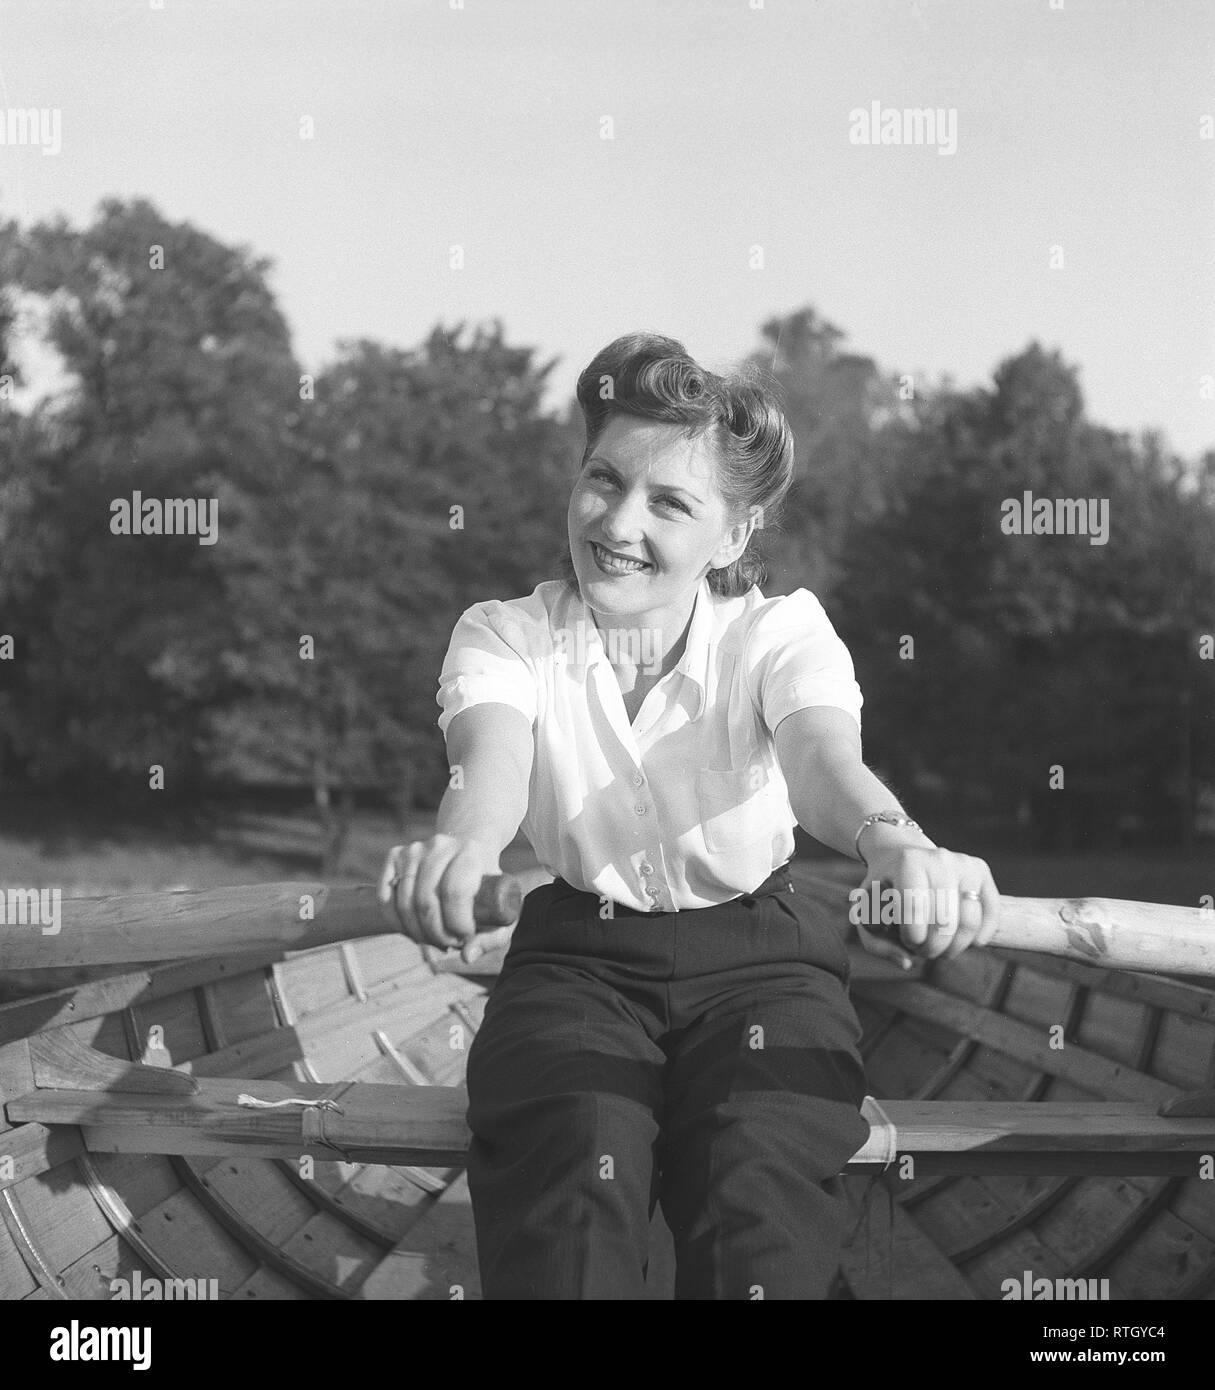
[854,886,1214,977]
[2,875,1210,978]
[0,875,523,971]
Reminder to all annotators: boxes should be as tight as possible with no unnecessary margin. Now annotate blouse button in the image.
[640,862,654,876]
[635,804,647,815]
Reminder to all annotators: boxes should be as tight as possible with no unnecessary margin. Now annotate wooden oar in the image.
[0,875,521,971]
[0,875,1211,977]
[788,875,1215,979]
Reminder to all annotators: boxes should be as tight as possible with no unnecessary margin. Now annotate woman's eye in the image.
[588,470,687,512]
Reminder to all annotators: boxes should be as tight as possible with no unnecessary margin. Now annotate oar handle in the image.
[472,873,524,929]
[852,882,1215,977]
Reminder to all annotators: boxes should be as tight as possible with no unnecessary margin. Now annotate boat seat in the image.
[7,1077,1215,1181]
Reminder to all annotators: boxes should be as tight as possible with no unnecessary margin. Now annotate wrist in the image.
[856,817,936,868]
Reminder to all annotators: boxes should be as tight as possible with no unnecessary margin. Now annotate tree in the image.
[836,341,1215,848]
[744,307,907,599]
[1,198,299,790]
[213,322,575,871]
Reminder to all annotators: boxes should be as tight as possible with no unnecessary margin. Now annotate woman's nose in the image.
[600,493,647,542]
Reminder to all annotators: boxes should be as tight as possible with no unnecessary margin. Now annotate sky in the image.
[0,0,1212,456]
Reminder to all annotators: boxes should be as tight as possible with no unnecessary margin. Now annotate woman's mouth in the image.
[589,542,653,576]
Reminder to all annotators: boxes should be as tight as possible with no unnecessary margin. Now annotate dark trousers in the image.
[465,863,871,1300]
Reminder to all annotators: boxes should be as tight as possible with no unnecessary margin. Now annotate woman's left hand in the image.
[854,845,1001,970]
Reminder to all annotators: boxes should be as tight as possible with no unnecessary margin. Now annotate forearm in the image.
[434,764,528,863]
[793,744,935,864]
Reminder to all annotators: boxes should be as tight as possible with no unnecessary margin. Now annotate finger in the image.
[894,864,932,953]
[393,841,426,941]
[943,886,985,959]
[922,865,962,960]
[462,924,513,965]
[377,845,405,921]
[977,871,1002,947]
[435,856,484,947]
[857,922,915,972]
[413,841,464,949]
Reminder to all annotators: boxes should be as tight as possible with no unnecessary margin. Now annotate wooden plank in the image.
[273,1206,386,1295]
[1105,1204,1215,1298]
[997,965,1077,1032]
[0,1201,39,1298]
[0,954,286,1047]
[0,1122,87,1191]
[848,1101,1215,1170]
[357,1173,479,1300]
[0,878,520,970]
[8,1077,471,1167]
[127,989,212,1069]
[274,950,352,1021]
[13,1082,1215,1176]
[186,1156,319,1246]
[1,1160,112,1274]
[841,1183,979,1300]
[196,972,476,1083]
[1169,1178,1215,1246]
[229,1265,310,1300]
[55,1230,138,1301]
[990,948,1215,1024]
[1024,1177,1155,1299]
[854,981,1180,1103]
[1074,990,1154,1068]
[127,1185,258,1293]
[197,971,280,1049]
[962,1215,1081,1300]
[28,1029,198,1095]
[176,1156,356,1299]
[1149,1012,1215,1090]
[0,1037,34,1107]
[348,935,428,988]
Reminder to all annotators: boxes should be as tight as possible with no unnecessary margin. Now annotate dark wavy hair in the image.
[554,333,795,598]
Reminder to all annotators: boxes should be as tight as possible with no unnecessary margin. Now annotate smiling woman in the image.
[380,332,1001,1300]
[556,332,794,603]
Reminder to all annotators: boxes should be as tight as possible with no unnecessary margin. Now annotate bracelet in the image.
[853,811,923,866]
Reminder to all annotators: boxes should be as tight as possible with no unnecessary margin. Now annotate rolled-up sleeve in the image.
[744,589,863,733]
[436,601,539,738]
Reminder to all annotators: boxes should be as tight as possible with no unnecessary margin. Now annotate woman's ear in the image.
[709,515,754,571]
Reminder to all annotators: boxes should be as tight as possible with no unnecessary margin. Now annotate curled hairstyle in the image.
[556,333,795,598]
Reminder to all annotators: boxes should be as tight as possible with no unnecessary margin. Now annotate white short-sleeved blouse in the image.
[436,576,862,912]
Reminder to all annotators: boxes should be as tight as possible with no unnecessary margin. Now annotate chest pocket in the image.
[696,767,787,852]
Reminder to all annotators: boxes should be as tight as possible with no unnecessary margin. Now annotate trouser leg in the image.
[466,961,665,1300]
[660,960,869,1299]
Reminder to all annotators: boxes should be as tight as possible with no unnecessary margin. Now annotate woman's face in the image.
[567,413,751,622]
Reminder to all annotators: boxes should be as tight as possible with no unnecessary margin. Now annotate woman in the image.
[380,333,1000,1300]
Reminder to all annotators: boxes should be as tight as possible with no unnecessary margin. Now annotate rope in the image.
[236,1083,354,1158]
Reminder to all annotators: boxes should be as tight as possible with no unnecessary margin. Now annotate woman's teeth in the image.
[592,543,650,575]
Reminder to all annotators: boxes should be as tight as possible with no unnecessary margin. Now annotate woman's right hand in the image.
[377,834,509,964]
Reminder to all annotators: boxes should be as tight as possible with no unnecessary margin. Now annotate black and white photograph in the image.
[0,0,1213,1345]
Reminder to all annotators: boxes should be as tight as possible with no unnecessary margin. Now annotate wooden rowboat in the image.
[2,859,1214,1301]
